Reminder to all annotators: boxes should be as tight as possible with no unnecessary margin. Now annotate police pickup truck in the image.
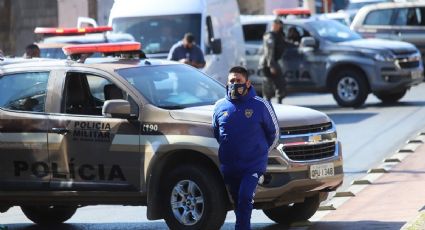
[0,42,343,229]
[241,16,424,107]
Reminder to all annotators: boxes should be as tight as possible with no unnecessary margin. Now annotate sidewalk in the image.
[311,133,425,230]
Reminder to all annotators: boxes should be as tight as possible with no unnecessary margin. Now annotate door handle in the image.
[51,128,70,135]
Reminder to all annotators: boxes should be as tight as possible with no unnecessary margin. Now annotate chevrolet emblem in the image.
[309,135,322,143]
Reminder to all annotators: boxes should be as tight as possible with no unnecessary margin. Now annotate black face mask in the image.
[227,83,247,100]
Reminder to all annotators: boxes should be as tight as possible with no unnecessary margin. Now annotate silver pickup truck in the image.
[0,46,343,229]
[242,16,424,107]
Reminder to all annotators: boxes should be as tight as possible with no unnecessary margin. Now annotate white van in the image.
[108,0,246,84]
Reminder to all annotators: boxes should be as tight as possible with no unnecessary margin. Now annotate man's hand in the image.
[270,67,277,75]
[178,58,190,64]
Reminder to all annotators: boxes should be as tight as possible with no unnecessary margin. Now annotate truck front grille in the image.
[281,122,332,136]
[398,60,420,69]
[284,142,335,161]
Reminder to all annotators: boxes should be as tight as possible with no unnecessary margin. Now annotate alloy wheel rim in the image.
[170,180,204,226]
[337,76,359,101]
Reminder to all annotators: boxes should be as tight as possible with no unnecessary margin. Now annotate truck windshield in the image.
[112,14,202,55]
[309,20,362,43]
[118,64,225,109]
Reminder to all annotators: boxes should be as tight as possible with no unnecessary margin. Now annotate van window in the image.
[0,72,49,112]
[112,14,202,54]
[364,9,394,25]
[394,7,425,26]
[243,24,267,43]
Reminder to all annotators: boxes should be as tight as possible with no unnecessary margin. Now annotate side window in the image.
[364,9,394,25]
[0,72,49,112]
[406,7,425,26]
[283,25,309,47]
[394,8,408,25]
[242,24,267,43]
[394,7,425,26]
[63,73,136,116]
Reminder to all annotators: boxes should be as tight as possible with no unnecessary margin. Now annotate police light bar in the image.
[273,8,311,16]
[62,42,142,56]
[34,26,112,36]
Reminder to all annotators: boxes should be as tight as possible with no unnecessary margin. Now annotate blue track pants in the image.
[223,171,261,230]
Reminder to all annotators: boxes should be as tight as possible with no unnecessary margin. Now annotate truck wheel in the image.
[263,194,321,224]
[163,165,227,230]
[21,205,77,225]
[375,89,407,104]
[332,69,369,107]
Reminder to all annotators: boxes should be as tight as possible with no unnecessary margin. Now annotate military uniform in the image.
[259,31,287,103]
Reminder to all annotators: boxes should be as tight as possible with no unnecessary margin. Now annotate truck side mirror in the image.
[210,38,222,54]
[102,99,132,119]
[300,37,317,48]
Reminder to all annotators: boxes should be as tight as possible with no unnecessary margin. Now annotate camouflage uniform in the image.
[259,31,287,103]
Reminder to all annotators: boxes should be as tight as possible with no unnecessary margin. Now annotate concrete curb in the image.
[401,210,425,230]
[400,131,425,229]
[315,130,425,224]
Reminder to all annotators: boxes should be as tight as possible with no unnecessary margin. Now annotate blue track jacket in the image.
[212,87,279,174]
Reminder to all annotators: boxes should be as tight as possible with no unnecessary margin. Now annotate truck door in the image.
[47,70,141,191]
[282,25,319,89]
[0,71,51,190]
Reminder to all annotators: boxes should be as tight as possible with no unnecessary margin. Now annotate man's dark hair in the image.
[183,33,195,43]
[229,66,248,79]
[273,18,283,25]
[26,44,39,51]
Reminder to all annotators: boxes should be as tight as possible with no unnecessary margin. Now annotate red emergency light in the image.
[34,26,113,36]
[62,42,142,56]
[273,8,311,17]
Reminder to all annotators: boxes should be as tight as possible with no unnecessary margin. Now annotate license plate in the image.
[310,163,334,179]
[411,71,423,79]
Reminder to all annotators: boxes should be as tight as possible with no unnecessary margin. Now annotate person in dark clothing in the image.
[212,66,279,230]
[259,18,287,104]
[287,26,301,45]
[167,32,206,68]
[24,44,40,58]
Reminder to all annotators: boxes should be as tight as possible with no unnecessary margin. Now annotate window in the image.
[63,73,134,116]
[112,14,201,54]
[283,25,309,46]
[0,72,49,112]
[394,7,425,26]
[118,65,225,109]
[364,9,394,25]
[243,24,267,43]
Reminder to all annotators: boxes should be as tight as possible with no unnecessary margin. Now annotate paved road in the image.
[2,83,425,229]
[285,84,425,191]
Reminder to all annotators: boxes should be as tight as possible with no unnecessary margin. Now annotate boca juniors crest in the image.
[245,109,253,118]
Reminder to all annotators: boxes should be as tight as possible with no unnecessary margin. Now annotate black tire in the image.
[263,194,321,224]
[21,205,77,225]
[163,164,227,230]
[331,69,369,107]
[375,89,407,104]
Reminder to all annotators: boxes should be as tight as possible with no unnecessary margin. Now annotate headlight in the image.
[360,49,395,62]
[373,53,395,62]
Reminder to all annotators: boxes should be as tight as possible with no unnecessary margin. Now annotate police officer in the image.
[212,66,279,230]
[259,18,287,104]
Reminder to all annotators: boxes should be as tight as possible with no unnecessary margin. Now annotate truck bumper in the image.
[369,60,424,93]
[254,141,343,208]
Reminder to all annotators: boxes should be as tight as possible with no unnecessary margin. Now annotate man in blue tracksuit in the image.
[212,66,279,230]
